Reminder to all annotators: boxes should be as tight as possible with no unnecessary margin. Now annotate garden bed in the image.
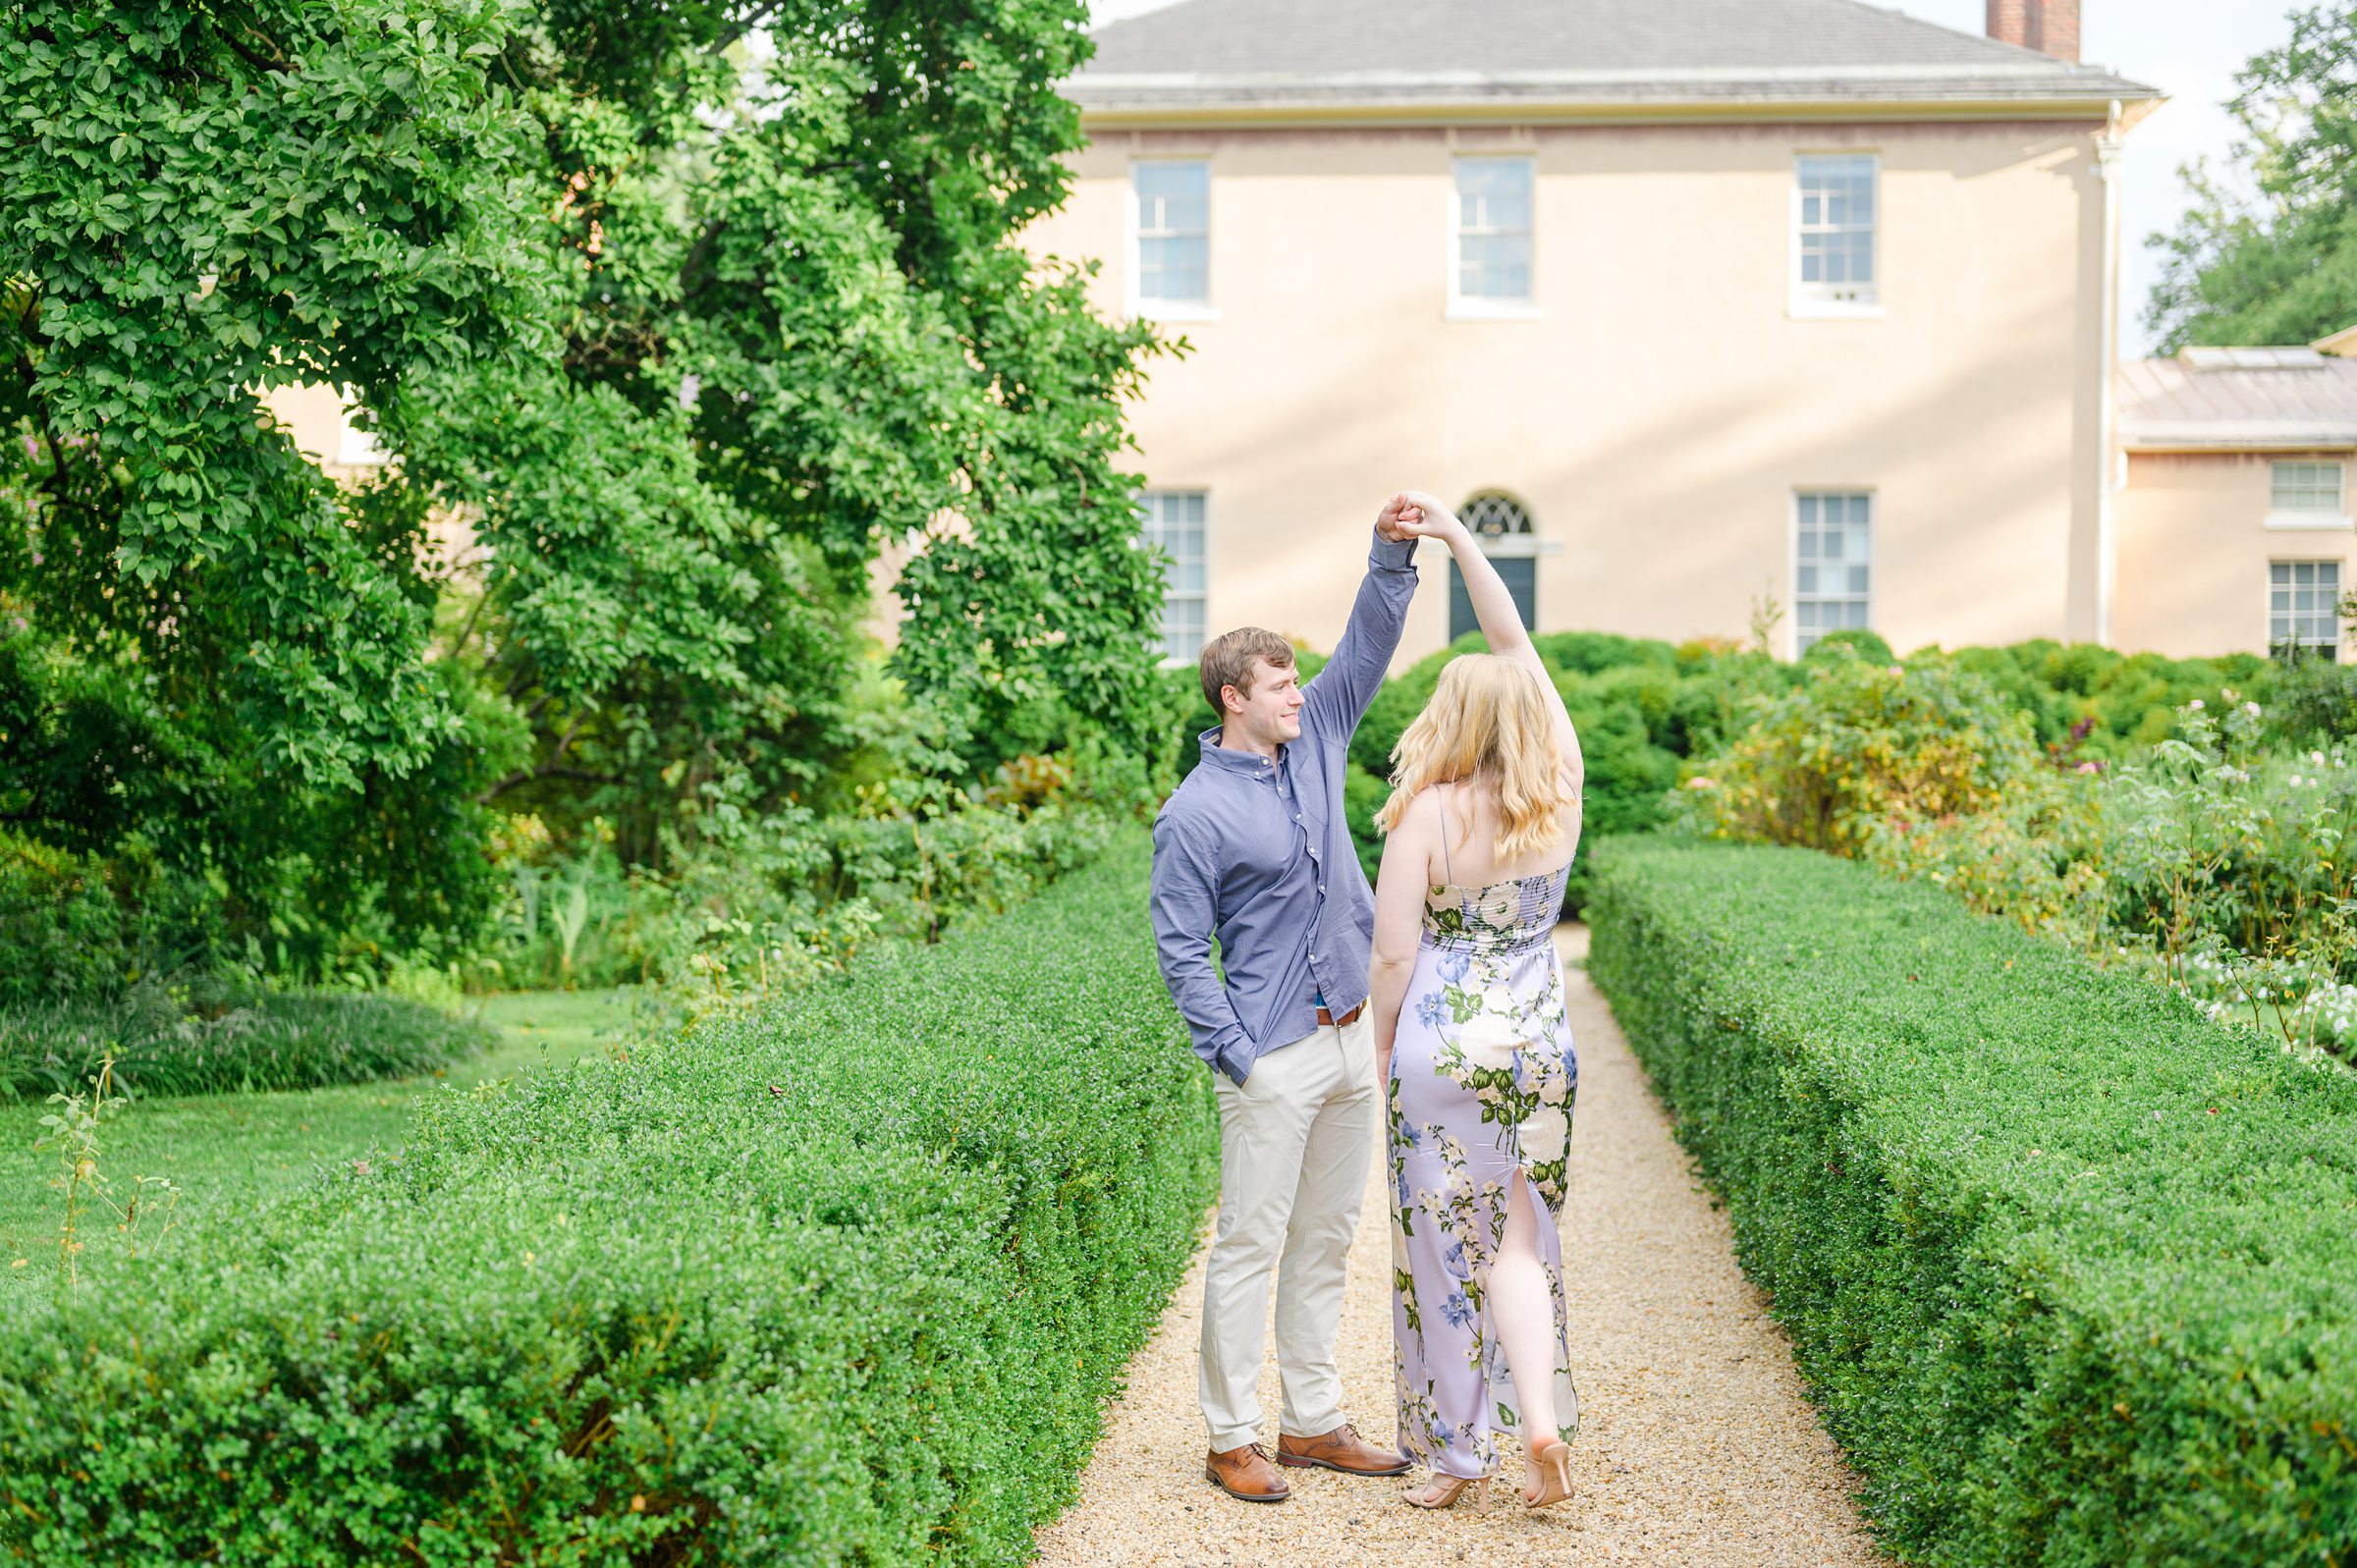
[0,832,1216,1566]
[1586,836,2357,1567]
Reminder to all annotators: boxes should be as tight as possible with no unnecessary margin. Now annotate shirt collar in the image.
[1196,727,1283,777]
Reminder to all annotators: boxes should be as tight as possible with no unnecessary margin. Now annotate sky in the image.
[1083,0,2304,357]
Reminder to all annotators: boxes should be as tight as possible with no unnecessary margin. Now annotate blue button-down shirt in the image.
[1150,530,1420,1084]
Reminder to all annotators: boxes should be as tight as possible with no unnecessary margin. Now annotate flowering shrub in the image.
[1673,649,2043,853]
[2097,700,2357,971]
[1855,782,2110,951]
[1694,673,2357,1063]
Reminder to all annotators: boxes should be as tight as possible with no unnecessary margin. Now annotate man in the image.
[1149,493,1424,1502]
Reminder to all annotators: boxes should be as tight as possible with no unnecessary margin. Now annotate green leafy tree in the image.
[2147,4,2357,350]
[3,0,1170,974]
[405,0,1174,841]
[2,0,549,968]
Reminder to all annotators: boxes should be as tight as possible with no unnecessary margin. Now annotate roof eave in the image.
[1071,85,2165,131]
[2123,428,2357,454]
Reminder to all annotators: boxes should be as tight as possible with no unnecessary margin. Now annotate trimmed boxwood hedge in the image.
[1585,837,2357,1567]
[0,833,1217,1565]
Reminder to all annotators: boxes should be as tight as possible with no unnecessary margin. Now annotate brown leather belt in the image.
[1317,1000,1367,1029]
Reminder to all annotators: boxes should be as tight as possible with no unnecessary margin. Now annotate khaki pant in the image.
[1199,1009,1381,1453]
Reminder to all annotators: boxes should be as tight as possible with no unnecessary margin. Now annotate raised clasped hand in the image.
[1376,490,1459,543]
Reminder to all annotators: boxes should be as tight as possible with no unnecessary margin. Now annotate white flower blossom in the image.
[1452,1006,1526,1073]
[1518,1112,1568,1166]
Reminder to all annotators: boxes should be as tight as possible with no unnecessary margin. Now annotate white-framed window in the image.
[2271,560,2343,660]
[1139,491,1208,662]
[1449,156,1535,316]
[1131,160,1210,318]
[1795,491,1873,653]
[1792,153,1879,315]
[2272,460,2347,522]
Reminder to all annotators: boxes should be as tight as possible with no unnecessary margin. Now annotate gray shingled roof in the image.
[1075,0,2159,115]
[2119,351,2357,451]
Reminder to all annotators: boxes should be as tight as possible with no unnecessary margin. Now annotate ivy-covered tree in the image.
[2147,4,2357,351]
[2,0,1169,975]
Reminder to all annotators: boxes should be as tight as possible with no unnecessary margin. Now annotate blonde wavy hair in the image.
[1373,654,1579,861]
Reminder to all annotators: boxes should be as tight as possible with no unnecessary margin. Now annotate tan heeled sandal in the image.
[1402,1473,1492,1513]
[1523,1438,1575,1509]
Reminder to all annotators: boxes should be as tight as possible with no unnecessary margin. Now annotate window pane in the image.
[1795,154,1878,304]
[2272,560,2342,648]
[2275,461,2345,512]
[1136,163,1209,306]
[1454,157,1534,304]
[1135,161,1207,203]
[1138,491,1210,660]
[1140,235,1208,304]
[1461,233,1533,299]
[1795,492,1871,652]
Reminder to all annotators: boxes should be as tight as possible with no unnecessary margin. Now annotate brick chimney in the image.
[1987,0,2080,63]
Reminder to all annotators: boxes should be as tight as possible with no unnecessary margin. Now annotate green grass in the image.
[0,988,637,1297]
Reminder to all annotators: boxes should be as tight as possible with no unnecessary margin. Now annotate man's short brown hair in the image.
[1199,627,1296,713]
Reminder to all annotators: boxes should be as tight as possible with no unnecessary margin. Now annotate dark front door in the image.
[1450,557,1536,643]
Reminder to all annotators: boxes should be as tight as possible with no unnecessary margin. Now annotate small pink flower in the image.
[2188,699,2206,711]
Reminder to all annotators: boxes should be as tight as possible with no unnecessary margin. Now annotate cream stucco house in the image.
[2114,346,2357,661]
[1023,0,2357,666]
[266,0,2357,668]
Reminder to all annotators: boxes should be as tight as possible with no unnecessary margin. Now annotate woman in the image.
[1370,491,1583,1513]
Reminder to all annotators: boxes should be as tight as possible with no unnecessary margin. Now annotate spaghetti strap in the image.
[1437,783,1453,885]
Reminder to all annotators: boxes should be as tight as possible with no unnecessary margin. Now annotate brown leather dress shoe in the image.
[1205,1441,1290,1502]
[1276,1422,1413,1476]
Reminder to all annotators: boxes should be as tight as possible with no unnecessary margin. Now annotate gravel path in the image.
[1031,926,1885,1566]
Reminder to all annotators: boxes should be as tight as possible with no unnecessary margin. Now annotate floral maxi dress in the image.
[1388,865,1579,1479]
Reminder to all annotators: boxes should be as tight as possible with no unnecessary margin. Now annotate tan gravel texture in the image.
[1030,925,1886,1567]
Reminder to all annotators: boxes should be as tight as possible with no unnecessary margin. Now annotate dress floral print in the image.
[1389,865,1580,1478]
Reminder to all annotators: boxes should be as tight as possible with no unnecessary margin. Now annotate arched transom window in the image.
[1460,491,1533,541]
